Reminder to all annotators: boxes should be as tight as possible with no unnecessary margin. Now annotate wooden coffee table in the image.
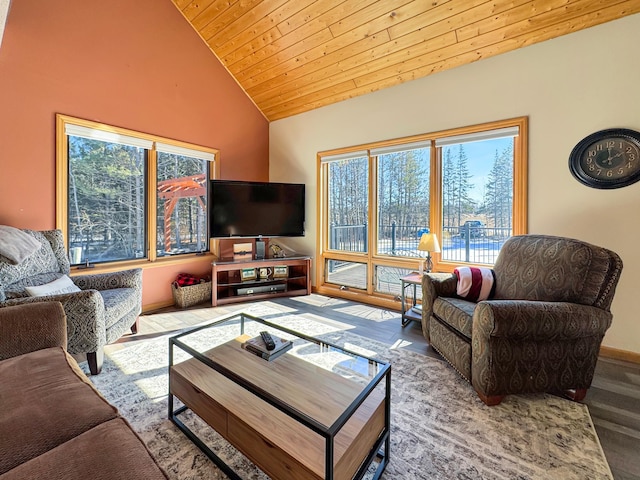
[168,312,390,480]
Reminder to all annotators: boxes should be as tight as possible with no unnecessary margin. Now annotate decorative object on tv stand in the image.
[273,266,288,278]
[258,267,272,280]
[417,233,440,273]
[255,238,266,259]
[269,243,286,258]
[233,242,253,261]
[240,268,257,281]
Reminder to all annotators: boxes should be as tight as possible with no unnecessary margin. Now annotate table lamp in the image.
[417,233,440,273]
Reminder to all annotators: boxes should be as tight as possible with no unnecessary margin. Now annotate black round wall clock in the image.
[569,128,640,189]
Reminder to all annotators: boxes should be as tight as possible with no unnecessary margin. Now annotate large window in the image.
[376,144,431,258]
[156,145,210,258]
[57,115,217,266]
[317,118,527,307]
[438,126,519,265]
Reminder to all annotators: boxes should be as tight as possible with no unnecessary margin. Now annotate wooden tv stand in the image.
[211,256,311,306]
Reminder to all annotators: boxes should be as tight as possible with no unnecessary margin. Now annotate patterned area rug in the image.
[87,303,612,480]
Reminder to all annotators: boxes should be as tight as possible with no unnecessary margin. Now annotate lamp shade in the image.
[418,233,441,253]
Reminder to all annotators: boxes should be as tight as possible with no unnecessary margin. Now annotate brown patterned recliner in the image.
[421,234,623,406]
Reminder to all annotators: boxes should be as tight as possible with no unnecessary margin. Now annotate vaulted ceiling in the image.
[171,0,640,121]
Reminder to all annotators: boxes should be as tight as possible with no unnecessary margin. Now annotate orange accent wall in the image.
[0,0,269,309]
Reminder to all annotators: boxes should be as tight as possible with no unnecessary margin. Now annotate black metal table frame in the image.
[168,312,391,480]
[400,273,422,327]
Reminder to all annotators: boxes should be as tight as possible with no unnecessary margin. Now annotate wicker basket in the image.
[171,281,212,308]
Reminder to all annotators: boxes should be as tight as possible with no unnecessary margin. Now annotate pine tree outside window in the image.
[437,126,519,264]
[57,114,217,267]
[317,117,527,307]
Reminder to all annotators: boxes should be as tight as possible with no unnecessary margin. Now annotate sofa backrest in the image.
[0,230,70,300]
[492,234,622,310]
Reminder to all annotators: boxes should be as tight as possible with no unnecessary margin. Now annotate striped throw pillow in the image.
[453,266,495,302]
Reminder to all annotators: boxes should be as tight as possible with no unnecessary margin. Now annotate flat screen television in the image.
[209,180,305,238]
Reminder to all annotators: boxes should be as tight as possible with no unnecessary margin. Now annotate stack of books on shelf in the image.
[242,334,292,361]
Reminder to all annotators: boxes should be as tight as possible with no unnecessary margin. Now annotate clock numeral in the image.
[588,150,596,157]
[606,170,613,177]
[608,141,615,148]
[626,147,633,153]
[596,144,604,151]
[629,153,636,161]
[627,162,634,169]
[618,168,625,175]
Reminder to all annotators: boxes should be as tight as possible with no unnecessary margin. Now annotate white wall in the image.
[269,14,640,355]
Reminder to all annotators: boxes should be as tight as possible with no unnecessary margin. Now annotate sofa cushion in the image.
[3,273,67,299]
[454,266,495,302]
[0,225,41,265]
[0,231,68,296]
[25,274,81,297]
[100,287,138,329]
[0,347,118,475]
[433,296,477,339]
[0,418,168,480]
[492,234,622,309]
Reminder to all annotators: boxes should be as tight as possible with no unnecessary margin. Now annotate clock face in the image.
[570,129,640,189]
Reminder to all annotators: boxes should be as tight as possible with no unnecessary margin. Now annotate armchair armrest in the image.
[0,302,67,360]
[1,290,106,353]
[473,300,613,341]
[72,268,142,291]
[471,300,613,398]
[421,273,457,340]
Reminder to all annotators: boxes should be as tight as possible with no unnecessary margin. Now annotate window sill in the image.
[69,252,215,275]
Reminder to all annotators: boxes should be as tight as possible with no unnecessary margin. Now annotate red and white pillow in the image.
[453,266,495,302]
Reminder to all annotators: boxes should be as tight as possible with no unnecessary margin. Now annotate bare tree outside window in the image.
[156,153,209,257]
[327,156,369,254]
[68,137,146,265]
[317,119,526,304]
[59,114,218,267]
[377,147,430,257]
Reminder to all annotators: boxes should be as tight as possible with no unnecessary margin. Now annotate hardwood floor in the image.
[131,294,640,480]
[584,358,640,480]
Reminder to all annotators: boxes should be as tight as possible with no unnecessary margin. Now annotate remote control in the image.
[260,331,276,351]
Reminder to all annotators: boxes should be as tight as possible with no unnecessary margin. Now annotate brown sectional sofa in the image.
[0,302,168,480]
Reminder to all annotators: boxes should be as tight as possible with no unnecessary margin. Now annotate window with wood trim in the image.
[317,117,527,307]
[56,114,218,266]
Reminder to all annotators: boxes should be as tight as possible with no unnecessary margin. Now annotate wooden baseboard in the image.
[142,300,176,314]
[313,285,401,311]
[599,345,640,364]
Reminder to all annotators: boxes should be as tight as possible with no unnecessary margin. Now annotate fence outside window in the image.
[329,222,511,265]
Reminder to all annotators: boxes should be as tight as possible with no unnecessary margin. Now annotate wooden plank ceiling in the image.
[171,0,640,121]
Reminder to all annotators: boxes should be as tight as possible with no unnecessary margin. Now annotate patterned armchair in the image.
[421,234,623,406]
[0,229,142,374]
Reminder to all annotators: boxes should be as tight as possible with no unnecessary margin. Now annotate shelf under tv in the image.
[211,256,312,306]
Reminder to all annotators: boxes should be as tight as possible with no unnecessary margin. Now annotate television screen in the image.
[209,180,305,238]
